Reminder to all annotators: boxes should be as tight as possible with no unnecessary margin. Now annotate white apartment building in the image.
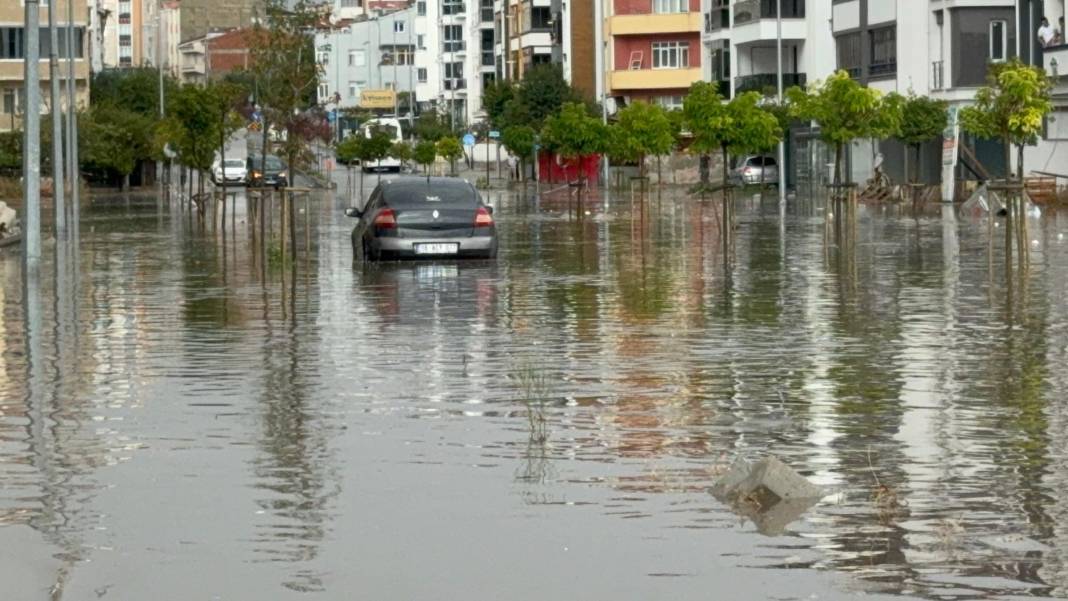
[414,0,495,127]
[701,0,1068,189]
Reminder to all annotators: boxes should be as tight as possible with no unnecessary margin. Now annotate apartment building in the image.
[605,0,704,111]
[316,6,419,117]
[0,0,91,133]
[495,0,595,95]
[413,0,493,127]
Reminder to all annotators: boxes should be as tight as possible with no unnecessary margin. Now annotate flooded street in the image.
[2,182,1068,600]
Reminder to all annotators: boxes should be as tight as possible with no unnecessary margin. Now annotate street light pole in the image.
[23,0,42,265]
[775,0,785,206]
[48,0,65,236]
[66,0,79,231]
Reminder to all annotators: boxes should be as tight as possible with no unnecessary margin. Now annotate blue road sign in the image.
[462,133,476,147]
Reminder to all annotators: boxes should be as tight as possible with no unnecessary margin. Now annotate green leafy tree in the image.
[897,93,948,183]
[787,70,903,185]
[91,67,178,117]
[541,102,606,187]
[414,140,438,178]
[435,136,464,176]
[361,126,395,171]
[728,93,782,158]
[482,80,516,128]
[959,58,1052,181]
[683,81,732,185]
[336,134,362,165]
[81,105,154,190]
[501,124,536,181]
[612,101,676,181]
[391,140,412,169]
[502,64,587,131]
[412,109,453,142]
[158,84,222,194]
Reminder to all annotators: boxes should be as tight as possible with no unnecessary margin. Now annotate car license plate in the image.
[414,243,459,255]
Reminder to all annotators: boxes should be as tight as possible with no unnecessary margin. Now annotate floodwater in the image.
[2,181,1068,600]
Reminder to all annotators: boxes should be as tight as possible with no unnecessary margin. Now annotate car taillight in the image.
[744,167,755,175]
[373,208,397,229]
[474,206,493,227]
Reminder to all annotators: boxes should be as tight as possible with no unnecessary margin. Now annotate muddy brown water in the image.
[2,185,1067,600]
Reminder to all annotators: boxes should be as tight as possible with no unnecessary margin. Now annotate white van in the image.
[361,117,404,173]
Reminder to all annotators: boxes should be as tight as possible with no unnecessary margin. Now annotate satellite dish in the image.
[163,143,177,159]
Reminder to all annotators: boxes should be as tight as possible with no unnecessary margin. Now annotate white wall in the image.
[832,0,860,32]
[868,0,896,26]
[896,0,929,94]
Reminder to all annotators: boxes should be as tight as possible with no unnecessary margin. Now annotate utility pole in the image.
[23,0,42,265]
[66,0,79,230]
[595,0,607,185]
[775,0,785,207]
[48,0,65,236]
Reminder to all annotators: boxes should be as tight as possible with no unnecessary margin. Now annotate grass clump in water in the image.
[514,362,552,443]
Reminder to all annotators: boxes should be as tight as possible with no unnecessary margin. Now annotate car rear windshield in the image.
[383,182,478,207]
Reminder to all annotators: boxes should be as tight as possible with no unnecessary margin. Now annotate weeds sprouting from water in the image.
[514,362,552,443]
[867,447,906,523]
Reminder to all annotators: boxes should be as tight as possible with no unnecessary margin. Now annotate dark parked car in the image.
[345,177,498,260]
[245,155,288,188]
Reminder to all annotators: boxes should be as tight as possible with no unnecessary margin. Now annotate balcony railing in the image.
[931,60,944,90]
[734,72,806,94]
[443,78,467,90]
[734,0,804,25]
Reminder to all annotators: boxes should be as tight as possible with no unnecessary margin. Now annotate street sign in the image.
[462,133,476,147]
[252,111,262,122]
[327,110,337,123]
[488,130,500,139]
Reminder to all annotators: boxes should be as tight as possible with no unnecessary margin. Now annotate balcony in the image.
[1044,44,1068,84]
[734,72,806,95]
[705,9,729,33]
[733,0,804,25]
[608,12,701,36]
[610,67,702,91]
[443,78,467,91]
[869,60,896,78]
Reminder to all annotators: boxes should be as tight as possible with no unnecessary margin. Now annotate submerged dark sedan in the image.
[345,177,498,260]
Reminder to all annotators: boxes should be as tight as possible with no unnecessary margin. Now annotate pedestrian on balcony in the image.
[1038,17,1055,48]
[1056,17,1065,45]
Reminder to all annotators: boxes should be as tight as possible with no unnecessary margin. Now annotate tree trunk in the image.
[1003,138,1011,183]
[220,108,227,222]
[699,154,709,185]
[121,173,129,192]
[721,145,730,188]
[834,143,843,187]
[1016,143,1024,182]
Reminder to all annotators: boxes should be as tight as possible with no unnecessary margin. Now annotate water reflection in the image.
[2,188,1068,599]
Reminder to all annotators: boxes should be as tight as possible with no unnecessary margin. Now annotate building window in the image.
[3,89,18,114]
[836,32,861,78]
[653,0,687,14]
[417,34,425,49]
[393,20,405,33]
[349,82,360,98]
[349,49,365,66]
[651,42,689,69]
[481,0,493,22]
[443,25,464,52]
[382,45,415,65]
[655,95,684,111]
[318,50,329,65]
[443,0,464,15]
[340,0,361,7]
[869,26,896,76]
[445,61,464,78]
[417,0,426,15]
[318,82,330,101]
[990,20,1007,62]
[418,67,428,82]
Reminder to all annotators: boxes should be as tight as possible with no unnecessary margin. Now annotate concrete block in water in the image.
[711,456,824,535]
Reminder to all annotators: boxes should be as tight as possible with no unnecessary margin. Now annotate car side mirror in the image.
[344,207,363,218]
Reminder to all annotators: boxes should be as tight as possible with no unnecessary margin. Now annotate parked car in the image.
[730,155,779,186]
[245,155,288,188]
[345,177,498,260]
[211,158,248,185]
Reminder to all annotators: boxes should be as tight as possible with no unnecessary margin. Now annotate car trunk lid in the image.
[394,207,474,238]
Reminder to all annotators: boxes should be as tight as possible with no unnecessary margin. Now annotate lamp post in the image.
[775,0,785,207]
[23,0,41,265]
